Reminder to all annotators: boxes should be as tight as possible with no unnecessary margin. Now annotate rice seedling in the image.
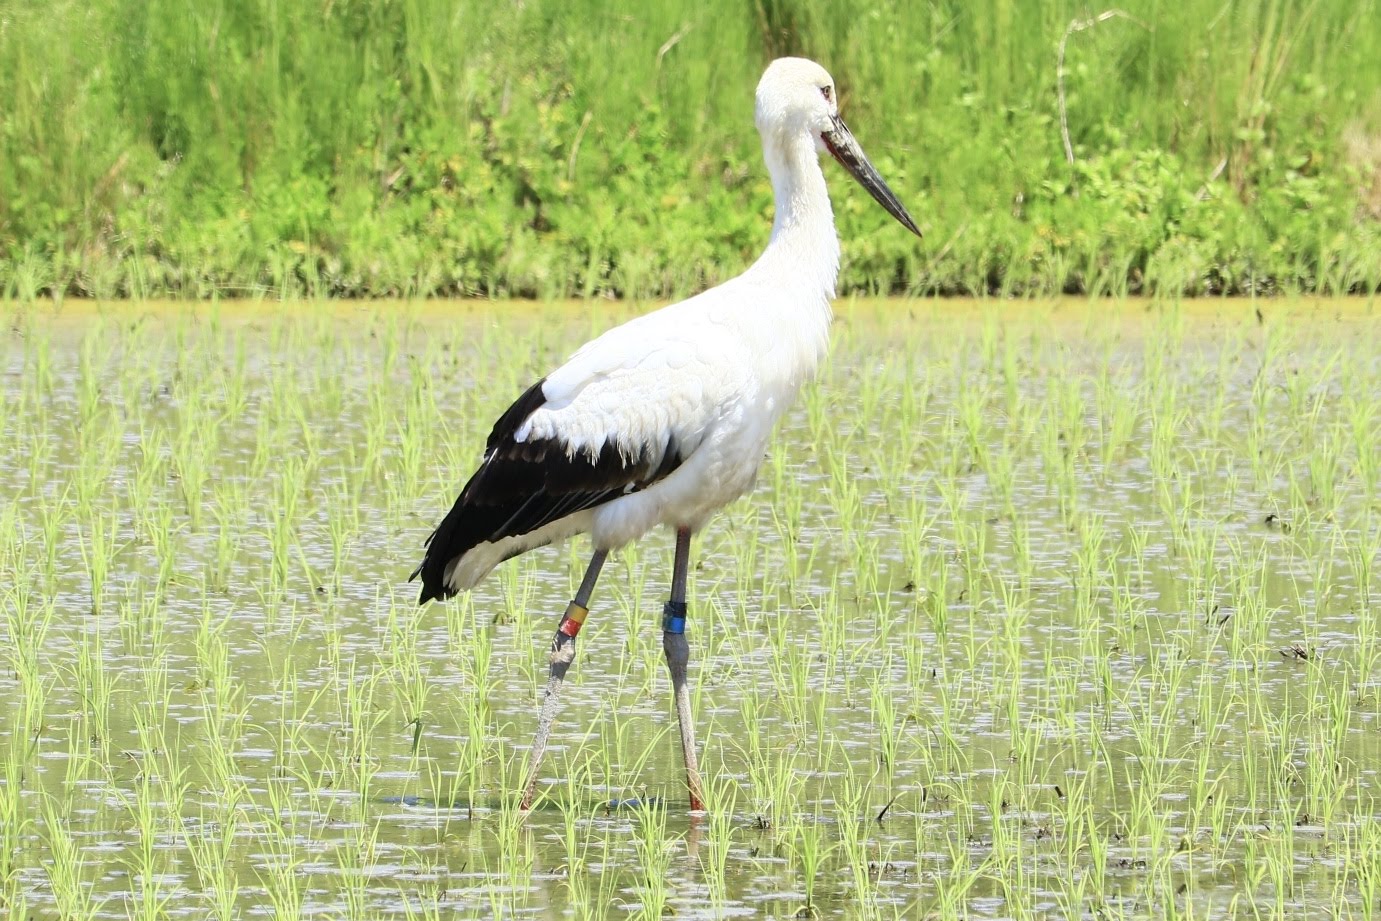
[0,296,1377,917]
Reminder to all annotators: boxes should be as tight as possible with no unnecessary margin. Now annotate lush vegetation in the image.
[2,0,1380,298]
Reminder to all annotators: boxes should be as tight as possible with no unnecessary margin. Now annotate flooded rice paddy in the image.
[0,297,1378,920]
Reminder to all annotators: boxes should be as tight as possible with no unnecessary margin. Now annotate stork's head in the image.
[755,57,921,238]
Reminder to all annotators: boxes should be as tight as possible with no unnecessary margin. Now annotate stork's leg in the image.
[663,527,706,811]
[519,549,608,811]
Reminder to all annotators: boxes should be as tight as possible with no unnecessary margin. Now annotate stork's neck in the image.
[754,132,840,300]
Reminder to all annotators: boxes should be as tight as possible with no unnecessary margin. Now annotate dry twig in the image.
[1057,9,1151,164]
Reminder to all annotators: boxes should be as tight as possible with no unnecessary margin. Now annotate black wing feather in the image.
[411,377,683,604]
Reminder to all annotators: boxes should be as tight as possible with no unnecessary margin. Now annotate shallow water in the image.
[0,297,1378,919]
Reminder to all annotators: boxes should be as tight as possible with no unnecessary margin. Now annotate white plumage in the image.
[416,58,918,604]
[414,56,919,813]
[447,268,831,589]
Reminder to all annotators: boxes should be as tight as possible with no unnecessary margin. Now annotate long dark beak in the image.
[822,115,921,238]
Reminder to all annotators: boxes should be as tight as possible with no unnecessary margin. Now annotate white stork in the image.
[413,57,920,811]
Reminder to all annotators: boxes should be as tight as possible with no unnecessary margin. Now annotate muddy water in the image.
[0,297,1378,919]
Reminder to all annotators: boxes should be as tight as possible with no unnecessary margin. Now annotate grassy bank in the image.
[2,0,1380,299]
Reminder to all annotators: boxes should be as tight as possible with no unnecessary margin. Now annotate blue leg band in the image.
[662,601,687,635]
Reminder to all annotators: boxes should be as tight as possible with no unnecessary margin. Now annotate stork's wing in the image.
[411,320,739,604]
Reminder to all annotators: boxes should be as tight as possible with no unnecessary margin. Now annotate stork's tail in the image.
[410,494,513,604]
[411,510,590,605]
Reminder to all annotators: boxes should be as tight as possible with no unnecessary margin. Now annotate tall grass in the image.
[1,0,1380,299]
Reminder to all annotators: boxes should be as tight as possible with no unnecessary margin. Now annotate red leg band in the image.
[558,601,589,637]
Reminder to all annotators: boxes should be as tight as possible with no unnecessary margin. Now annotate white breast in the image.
[575,275,833,549]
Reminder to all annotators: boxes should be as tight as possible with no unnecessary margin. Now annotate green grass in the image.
[0,296,1378,918]
[2,0,1381,299]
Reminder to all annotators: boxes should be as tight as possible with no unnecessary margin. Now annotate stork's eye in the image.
[820,85,833,103]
